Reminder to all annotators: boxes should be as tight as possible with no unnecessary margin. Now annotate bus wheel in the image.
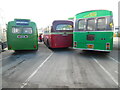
[15,50,20,52]
[104,51,110,54]
[43,41,46,45]
[47,40,51,48]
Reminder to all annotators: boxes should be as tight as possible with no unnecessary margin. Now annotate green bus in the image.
[7,19,38,51]
[73,10,114,52]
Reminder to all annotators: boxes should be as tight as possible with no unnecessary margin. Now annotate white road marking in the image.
[92,56,118,86]
[0,56,10,61]
[4,48,8,50]
[20,53,53,88]
[115,71,118,74]
[107,56,119,64]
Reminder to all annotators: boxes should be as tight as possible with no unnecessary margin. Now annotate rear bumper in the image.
[73,47,112,52]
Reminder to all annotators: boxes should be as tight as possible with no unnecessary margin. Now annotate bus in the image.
[43,20,73,48]
[73,10,114,52]
[0,11,7,52]
[7,19,38,51]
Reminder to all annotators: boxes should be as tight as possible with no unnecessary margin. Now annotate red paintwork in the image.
[43,20,73,48]
[43,34,73,48]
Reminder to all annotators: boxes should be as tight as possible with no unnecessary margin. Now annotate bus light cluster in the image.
[106,43,110,50]
[74,42,77,47]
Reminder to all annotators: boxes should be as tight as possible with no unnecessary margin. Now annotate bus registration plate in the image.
[87,44,94,48]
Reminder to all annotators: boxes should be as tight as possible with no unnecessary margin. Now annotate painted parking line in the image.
[115,71,118,74]
[0,56,10,61]
[4,48,8,50]
[107,56,119,64]
[20,53,53,88]
[92,56,118,86]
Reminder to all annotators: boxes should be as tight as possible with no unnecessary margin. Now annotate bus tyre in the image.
[15,50,20,52]
[44,41,46,45]
[105,51,110,53]
[47,40,51,48]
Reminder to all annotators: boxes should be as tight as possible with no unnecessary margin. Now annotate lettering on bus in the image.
[16,19,30,25]
[84,12,97,18]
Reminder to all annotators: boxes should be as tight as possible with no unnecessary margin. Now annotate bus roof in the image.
[75,10,113,19]
[52,20,73,25]
[14,19,30,21]
[53,20,73,22]
[8,19,36,26]
[68,17,74,20]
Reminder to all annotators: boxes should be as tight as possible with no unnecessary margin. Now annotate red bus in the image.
[43,20,73,48]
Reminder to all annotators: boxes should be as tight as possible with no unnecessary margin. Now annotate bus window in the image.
[107,16,114,30]
[97,18,106,30]
[12,27,22,34]
[56,24,72,30]
[23,27,32,34]
[87,19,95,31]
[78,19,86,30]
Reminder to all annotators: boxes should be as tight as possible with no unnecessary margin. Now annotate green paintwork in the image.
[68,17,74,20]
[73,31,113,51]
[14,18,30,21]
[74,10,113,51]
[76,10,112,19]
[7,19,38,50]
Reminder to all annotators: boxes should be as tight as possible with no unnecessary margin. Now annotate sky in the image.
[0,0,119,29]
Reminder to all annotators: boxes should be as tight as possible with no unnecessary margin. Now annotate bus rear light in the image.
[34,45,36,48]
[9,46,12,49]
[106,43,110,49]
[74,42,77,47]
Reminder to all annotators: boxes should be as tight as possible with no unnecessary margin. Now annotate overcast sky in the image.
[0,0,119,28]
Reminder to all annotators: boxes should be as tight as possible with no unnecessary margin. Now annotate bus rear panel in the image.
[43,20,73,48]
[73,10,114,52]
[7,19,38,50]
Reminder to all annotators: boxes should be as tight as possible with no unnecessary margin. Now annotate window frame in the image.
[96,17,107,31]
[86,18,96,31]
[22,27,33,34]
[78,19,86,31]
[12,26,33,34]
[12,26,22,34]
[55,24,73,31]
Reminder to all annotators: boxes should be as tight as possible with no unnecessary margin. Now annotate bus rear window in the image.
[97,18,106,30]
[87,19,95,31]
[12,27,22,34]
[23,27,32,34]
[78,19,86,30]
[56,24,73,30]
[12,27,32,34]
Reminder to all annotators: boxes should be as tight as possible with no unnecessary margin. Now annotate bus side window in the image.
[106,16,114,30]
[51,26,53,32]
[48,26,51,33]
